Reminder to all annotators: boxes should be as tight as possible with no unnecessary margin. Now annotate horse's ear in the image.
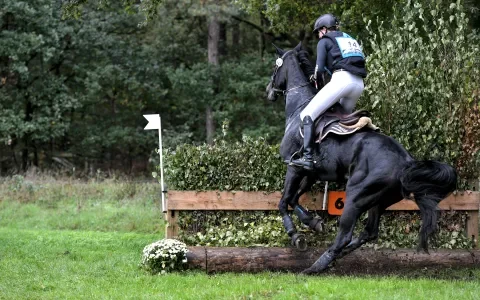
[294,42,303,52]
[272,43,285,56]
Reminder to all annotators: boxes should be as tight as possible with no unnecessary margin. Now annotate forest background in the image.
[1,0,479,185]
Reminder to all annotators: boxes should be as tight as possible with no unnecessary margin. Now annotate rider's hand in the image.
[309,74,318,90]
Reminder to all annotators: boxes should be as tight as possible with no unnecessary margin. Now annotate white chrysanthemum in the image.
[141,239,188,275]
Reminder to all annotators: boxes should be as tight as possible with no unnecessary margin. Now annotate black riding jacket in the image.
[315,31,367,80]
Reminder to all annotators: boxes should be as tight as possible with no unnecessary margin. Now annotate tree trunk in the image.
[205,106,215,144]
[208,16,220,65]
[22,100,33,171]
[10,142,19,172]
[21,141,28,171]
[259,12,266,57]
[219,22,227,57]
[32,141,38,167]
[231,20,240,57]
[186,247,480,274]
[206,13,220,145]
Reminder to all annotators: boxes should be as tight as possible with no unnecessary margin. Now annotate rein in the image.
[274,82,312,95]
[286,95,314,123]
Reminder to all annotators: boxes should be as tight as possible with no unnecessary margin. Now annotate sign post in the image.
[143,114,166,213]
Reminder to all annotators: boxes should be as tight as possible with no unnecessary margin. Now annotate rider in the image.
[290,13,367,170]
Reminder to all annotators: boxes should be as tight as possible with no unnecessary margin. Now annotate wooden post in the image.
[165,210,178,238]
[466,211,479,248]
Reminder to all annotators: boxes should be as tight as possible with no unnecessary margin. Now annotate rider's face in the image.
[318,28,327,39]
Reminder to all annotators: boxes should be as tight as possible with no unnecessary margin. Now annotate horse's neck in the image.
[285,67,314,125]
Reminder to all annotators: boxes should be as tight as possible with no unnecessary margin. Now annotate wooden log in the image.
[186,247,480,274]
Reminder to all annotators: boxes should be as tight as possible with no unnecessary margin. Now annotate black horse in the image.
[266,43,457,274]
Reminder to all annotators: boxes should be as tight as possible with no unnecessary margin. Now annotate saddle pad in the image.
[317,117,378,142]
[299,117,379,142]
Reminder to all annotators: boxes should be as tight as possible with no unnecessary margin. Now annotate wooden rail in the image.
[165,191,480,247]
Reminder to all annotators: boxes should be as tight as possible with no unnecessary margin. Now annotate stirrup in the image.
[284,147,303,165]
[289,156,315,171]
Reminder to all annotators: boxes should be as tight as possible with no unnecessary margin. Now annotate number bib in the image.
[335,33,364,59]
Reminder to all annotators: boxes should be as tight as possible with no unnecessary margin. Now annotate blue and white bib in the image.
[335,33,364,59]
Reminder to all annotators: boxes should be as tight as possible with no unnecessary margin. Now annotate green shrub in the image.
[177,210,473,250]
[165,136,286,192]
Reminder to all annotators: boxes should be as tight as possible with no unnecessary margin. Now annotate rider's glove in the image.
[309,74,318,89]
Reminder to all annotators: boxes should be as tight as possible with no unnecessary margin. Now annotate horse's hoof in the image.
[300,267,317,275]
[291,233,307,251]
[309,217,324,232]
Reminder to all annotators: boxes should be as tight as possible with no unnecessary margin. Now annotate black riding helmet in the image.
[313,13,338,33]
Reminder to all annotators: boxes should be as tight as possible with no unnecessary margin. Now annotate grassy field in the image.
[0,178,479,299]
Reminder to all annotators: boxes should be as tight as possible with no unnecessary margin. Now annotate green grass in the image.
[0,180,164,233]
[1,228,479,299]
[0,179,479,299]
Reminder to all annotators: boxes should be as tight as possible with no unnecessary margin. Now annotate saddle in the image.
[300,105,379,142]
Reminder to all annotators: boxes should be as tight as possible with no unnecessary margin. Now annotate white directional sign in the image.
[143,114,166,213]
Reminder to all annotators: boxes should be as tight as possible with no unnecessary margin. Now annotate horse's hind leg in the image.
[302,178,394,274]
[278,166,308,250]
[336,206,383,259]
[337,193,402,259]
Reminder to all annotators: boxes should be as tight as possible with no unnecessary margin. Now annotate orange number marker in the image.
[327,191,346,215]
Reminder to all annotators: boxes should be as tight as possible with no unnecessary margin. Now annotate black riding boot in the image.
[290,116,315,171]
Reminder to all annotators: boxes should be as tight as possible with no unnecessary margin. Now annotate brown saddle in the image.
[322,109,371,126]
[300,106,379,142]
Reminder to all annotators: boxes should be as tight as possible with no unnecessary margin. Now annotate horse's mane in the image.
[297,47,329,89]
[297,49,315,79]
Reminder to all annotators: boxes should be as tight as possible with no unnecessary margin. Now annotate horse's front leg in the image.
[279,166,308,251]
[290,176,324,233]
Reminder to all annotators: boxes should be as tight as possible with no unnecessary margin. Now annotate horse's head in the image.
[266,43,305,102]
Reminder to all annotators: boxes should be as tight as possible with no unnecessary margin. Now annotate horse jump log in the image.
[186,247,480,274]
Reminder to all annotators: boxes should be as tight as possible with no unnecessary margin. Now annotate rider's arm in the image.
[315,39,328,82]
[314,38,334,89]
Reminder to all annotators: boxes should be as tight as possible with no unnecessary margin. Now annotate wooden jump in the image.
[165,190,480,247]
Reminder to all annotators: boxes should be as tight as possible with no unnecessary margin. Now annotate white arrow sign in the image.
[143,114,166,213]
[144,114,161,130]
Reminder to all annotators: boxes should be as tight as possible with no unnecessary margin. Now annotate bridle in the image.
[270,50,311,96]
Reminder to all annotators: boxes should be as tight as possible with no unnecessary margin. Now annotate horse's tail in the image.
[399,160,457,253]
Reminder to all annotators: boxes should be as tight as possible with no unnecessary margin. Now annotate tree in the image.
[0,0,169,173]
[0,0,81,170]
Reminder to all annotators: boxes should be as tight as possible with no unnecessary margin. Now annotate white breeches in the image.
[300,70,364,121]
